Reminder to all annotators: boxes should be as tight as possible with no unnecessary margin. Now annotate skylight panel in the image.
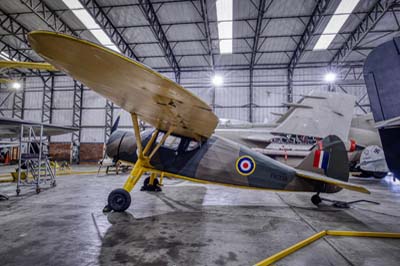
[216,0,233,54]
[62,0,121,53]
[313,0,361,50]
[91,29,114,46]
[219,40,232,54]
[71,9,99,29]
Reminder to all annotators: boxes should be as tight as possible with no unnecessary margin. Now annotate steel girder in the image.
[12,77,25,119]
[40,75,54,123]
[330,0,399,65]
[104,100,113,143]
[249,0,271,122]
[79,0,139,61]
[0,8,30,44]
[71,80,83,163]
[288,0,330,70]
[199,0,214,69]
[0,91,12,116]
[72,80,83,144]
[20,0,77,36]
[287,0,330,103]
[138,0,181,83]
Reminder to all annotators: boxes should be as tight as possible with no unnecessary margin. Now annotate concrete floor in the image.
[0,166,400,266]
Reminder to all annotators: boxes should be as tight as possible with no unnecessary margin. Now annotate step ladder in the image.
[16,124,56,195]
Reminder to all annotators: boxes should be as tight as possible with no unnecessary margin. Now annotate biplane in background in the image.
[22,31,369,212]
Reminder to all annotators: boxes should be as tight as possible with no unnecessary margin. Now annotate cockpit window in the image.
[186,140,200,151]
[156,133,181,150]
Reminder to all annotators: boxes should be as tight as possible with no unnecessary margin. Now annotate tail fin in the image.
[363,37,400,179]
[297,135,349,182]
[111,112,121,134]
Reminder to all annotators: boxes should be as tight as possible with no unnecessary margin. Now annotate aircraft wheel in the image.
[107,188,131,212]
[16,188,20,196]
[311,194,322,206]
[373,172,387,179]
[141,177,161,192]
[36,187,41,194]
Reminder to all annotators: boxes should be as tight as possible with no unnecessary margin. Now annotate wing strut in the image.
[131,113,143,158]
[121,113,174,193]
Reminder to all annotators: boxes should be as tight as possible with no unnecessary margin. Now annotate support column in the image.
[287,68,294,103]
[71,80,83,164]
[104,100,114,143]
[12,76,25,119]
[41,75,54,123]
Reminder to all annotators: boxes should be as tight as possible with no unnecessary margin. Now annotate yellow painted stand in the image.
[254,230,400,266]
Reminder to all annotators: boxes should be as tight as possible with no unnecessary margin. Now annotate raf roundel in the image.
[235,155,256,176]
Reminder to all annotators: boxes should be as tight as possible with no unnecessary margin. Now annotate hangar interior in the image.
[0,0,400,266]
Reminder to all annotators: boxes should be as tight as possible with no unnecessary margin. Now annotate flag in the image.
[313,149,330,171]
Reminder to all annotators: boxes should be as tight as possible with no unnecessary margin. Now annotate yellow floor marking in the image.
[254,230,400,266]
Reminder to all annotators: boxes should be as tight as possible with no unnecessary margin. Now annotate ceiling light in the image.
[212,75,224,86]
[11,81,21,90]
[324,72,336,83]
[313,0,361,50]
[62,0,121,53]
[216,0,233,54]
[0,51,17,61]
[0,52,10,61]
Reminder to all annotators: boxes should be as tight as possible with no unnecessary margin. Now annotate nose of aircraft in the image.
[105,130,135,159]
[105,129,154,162]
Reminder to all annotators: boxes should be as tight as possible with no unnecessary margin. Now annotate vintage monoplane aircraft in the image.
[25,31,369,212]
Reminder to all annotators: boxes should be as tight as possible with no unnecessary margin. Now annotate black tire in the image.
[107,188,131,212]
[311,194,322,206]
[373,172,387,179]
[143,177,159,186]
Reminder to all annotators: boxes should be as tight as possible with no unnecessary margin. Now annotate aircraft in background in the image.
[0,116,77,139]
[364,36,400,180]
[0,116,78,164]
[216,92,388,178]
[26,31,370,212]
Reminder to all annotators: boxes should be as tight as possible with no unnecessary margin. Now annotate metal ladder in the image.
[16,124,56,195]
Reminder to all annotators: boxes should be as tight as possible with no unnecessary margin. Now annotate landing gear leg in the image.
[103,159,144,213]
[103,113,173,213]
[311,192,322,206]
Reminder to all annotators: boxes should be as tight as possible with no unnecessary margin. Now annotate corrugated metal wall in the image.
[0,65,369,143]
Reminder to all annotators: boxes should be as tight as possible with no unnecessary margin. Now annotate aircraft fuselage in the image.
[106,130,340,193]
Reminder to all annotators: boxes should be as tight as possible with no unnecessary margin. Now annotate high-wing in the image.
[28,31,218,141]
[0,117,77,138]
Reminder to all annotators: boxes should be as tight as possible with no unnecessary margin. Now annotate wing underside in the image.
[28,31,218,140]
